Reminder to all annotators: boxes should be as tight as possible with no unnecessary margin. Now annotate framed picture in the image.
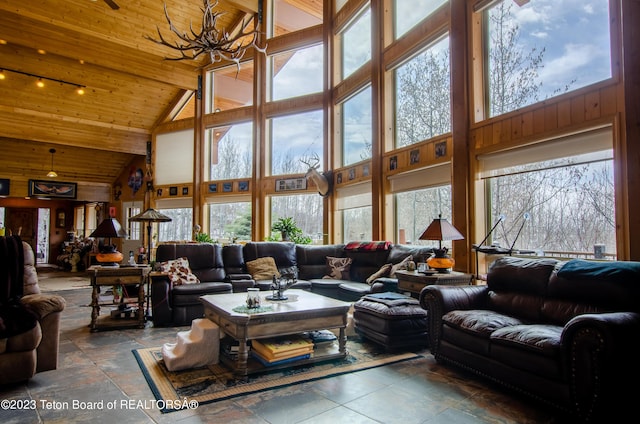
[238,180,249,191]
[222,182,233,192]
[28,179,77,199]
[56,209,66,228]
[275,178,307,192]
[208,183,217,193]
[435,141,447,158]
[169,186,178,196]
[362,165,370,177]
[156,188,163,197]
[336,173,343,184]
[182,187,189,195]
[410,149,420,164]
[348,168,356,180]
[0,178,9,196]
[389,156,398,171]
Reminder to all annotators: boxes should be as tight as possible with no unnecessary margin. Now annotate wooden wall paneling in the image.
[570,95,586,124]
[557,99,572,128]
[544,103,558,133]
[585,90,602,121]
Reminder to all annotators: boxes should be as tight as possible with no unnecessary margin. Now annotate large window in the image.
[205,62,254,113]
[270,45,324,101]
[395,36,450,147]
[481,129,615,258]
[157,208,192,242]
[343,207,372,242]
[269,110,323,175]
[209,202,252,242]
[271,0,322,38]
[487,0,611,117]
[394,0,446,40]
[396,186,452,245]
[342,86,372,166]
[341,8,371,79]
[208,122,253,180]
[271,194,322,240]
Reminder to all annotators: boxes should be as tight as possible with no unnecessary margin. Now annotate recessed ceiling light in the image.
[37,49,46,54]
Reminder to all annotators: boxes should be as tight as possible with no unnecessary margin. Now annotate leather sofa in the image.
[421,256,640,422]
[151,241,434,326]
[0,236,66,385]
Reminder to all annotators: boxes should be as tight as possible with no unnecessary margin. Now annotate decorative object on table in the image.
[129,208,173,318]
[266,272,297,301]
[246,288,261,308]
[419,214,464,273]
[89,216,128,267]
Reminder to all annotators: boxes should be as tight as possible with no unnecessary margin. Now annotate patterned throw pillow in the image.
[159,257,200,285]
[324,256,352,280]
[366,263,392,285]
[246,257,281,281]
[390,255,414,277]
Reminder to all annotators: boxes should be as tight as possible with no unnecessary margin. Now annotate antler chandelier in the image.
[146,0,265,67]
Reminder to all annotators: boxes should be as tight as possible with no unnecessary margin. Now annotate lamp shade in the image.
[419,214,464,243]
[89,217,127,239]
[129,208,172,223]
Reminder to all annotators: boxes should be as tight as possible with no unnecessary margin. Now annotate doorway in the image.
[4,207,37,255]
[37,208,50,263]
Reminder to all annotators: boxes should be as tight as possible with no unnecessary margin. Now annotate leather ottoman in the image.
[353,292,428,350]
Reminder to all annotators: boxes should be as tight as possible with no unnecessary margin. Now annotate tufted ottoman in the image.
[353,292,428,350]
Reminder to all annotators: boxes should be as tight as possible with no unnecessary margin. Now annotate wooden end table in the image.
[89,265,150,332]
[396,270,472,297]
[200,289,351,377]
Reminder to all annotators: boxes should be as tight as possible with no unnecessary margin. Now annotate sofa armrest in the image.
[231,279,256,292]
[562,311,640,422]
[20,294,66,372]
[420,285,488,355]
[150,273,173,326]
[21,294,66,321]
[227,273,254,281]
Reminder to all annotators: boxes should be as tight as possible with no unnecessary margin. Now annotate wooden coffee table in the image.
[200,289,351,376]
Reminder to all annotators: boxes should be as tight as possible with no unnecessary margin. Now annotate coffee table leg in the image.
[339,327,346,355]
[236,337,249,376]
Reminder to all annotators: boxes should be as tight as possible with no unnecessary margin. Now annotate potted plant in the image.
[270,217,312,244]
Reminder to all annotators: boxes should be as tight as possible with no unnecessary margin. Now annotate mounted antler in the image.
[301,153,332,197]
[146,0,266,68]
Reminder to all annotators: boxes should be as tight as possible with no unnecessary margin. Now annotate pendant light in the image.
[47,148,58,178]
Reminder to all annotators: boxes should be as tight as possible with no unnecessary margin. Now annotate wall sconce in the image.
[113,182,122,201]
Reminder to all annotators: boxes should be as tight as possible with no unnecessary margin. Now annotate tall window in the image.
[269,110,323,175]
[396,186,452,245]
[394,0,446,39]
[342,86,372,166]
[209,122,253,180]
[394,36,450,147]
[270,45,324,101]
[157,208,192,242]
[271,0,322,38]
[487,0,611,117]
[343,207,372,242]
[205,63,254,113]
[342,8,371,79]
[209,202,252,242]
[481,129,615,258]
[271,195,322,240]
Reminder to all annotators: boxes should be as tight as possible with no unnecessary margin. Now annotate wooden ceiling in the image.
[0,0,258,196]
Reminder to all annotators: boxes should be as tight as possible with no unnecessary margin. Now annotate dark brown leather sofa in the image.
[421,256,640,422]
[151,241,434,326]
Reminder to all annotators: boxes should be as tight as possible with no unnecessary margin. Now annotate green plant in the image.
[195,232,216,243]
[270,217,311,244]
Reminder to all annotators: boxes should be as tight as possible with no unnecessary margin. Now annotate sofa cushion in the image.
[443,309,525,337]
[557,259,640,282]
[325,256,352,279]
[488,257,558,296]
[159,257,200,285]
[366,263,392,284]
[296,244,345,280]
[246,257,280,281]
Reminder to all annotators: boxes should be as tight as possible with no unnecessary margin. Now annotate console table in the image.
[89,266,149,332]
[396,270,472,297]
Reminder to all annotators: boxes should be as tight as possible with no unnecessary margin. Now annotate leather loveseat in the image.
[421,256,640,422]
[151,241,434,326]
[1,236,66,385]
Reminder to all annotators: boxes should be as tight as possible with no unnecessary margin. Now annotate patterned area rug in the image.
[133,337,422,413]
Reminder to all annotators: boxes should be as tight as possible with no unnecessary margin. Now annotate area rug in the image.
[133,337,422,413]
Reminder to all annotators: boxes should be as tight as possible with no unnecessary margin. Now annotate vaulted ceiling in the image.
[0,0,259,195]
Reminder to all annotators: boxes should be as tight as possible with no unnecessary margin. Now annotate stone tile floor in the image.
[0,285,571,423]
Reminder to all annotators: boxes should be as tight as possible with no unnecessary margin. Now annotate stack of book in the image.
[251,335,314,366]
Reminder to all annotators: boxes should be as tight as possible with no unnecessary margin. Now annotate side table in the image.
[89,266,150,332]
[395,270,472,297]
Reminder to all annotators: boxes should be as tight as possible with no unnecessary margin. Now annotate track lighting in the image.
[0,67,86,94]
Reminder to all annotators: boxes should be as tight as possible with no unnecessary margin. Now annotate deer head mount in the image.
[146,0,266,69]
[300,153,332,197]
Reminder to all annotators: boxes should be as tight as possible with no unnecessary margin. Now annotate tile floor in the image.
[1,285,571,424]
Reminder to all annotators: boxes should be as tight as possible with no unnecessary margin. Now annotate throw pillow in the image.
[366,263,392,285]
[324,256,352,280]
[390,255,413,277]
[246,257,281,281]
[159,257,200,285]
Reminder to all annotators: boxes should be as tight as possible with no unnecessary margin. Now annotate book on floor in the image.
[251,350,311,367]
[251,335,314,356]
[251,342,313,361]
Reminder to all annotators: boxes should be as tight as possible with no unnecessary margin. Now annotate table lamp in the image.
[419,214,464,273]
[89,217,128,267]
[129,208,172,318]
